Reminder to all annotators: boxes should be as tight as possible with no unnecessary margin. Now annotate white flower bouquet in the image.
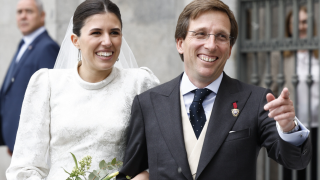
[63,153,124,180]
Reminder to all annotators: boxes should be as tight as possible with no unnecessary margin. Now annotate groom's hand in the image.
[264,87,296,132]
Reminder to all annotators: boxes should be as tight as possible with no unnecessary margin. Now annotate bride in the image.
[6,0,159,179]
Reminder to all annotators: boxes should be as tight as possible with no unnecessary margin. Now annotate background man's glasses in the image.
[188,31,233,44]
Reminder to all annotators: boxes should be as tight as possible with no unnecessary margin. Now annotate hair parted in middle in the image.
[72,0,122,37]
[175,0,238,61]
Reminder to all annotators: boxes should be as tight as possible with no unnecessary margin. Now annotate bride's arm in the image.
[6,69,51,180]
[132,170,149,180]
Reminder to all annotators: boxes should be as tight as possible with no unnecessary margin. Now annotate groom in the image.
[117,0,311,179]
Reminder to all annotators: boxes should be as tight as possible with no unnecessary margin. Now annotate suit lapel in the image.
[196,73,252,179]
[2,40,24,94]
[151,74,193,180]
[3,47,34,95]
[11,45,34,78]
[11,32,48,79]
[3,31,48,95]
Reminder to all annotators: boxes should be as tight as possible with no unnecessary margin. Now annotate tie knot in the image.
[192,88,212,102]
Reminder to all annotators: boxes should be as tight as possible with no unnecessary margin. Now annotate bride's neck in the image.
[78,64,112,83]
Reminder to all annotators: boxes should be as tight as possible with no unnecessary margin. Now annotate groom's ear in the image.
[176,38,184,54]
[71,34,80,49]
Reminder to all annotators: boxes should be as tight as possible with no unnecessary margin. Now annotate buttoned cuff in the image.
[276,117,310,146]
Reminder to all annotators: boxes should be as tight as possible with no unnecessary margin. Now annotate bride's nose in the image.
[101,35,112,48]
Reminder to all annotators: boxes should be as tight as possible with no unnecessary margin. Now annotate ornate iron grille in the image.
[236,0,320,180]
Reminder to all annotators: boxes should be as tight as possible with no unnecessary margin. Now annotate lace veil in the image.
[54,17,138,69]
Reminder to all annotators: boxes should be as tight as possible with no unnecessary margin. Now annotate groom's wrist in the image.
[283,118,299,134]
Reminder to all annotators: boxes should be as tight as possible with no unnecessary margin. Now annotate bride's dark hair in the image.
[73,0,122,37]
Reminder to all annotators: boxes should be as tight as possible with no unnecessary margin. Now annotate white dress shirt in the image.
[16,26,46,63]
[180,72,309,146]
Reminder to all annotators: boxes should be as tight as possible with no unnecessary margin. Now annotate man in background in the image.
[0,0,59,156]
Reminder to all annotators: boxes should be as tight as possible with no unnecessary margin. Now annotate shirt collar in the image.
[22,26,46,45]
[180,72,223,95]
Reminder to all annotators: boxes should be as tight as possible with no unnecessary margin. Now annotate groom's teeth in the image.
[97,52,112,57]
[199,55,217,62]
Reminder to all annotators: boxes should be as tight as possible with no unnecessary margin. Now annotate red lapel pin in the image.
[231,102,240,117]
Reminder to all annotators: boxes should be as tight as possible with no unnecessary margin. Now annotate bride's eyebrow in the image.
[88,28,121,32]
[111,28,121,31]
[89,28,102,32]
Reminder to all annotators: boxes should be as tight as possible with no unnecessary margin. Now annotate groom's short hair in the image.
[175,0,238,61]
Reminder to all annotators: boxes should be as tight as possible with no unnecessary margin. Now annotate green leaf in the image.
[88,172,99,180]
[116,161,123,168]
[126,175,131,179]
[63,168,71,175]
[107,165,114,170]
[99,160,108,170]
[99,170,109,179]
[76,177,82,180]
[70,152,79,169]
[92,170,101,178]
[111,158,116,165]
[66,178,72,180]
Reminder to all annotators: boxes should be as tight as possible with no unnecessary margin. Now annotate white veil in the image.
[54,17,138,69]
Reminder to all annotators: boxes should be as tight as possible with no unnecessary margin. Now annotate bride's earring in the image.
[78,49,81,61]
[117,58,119,61]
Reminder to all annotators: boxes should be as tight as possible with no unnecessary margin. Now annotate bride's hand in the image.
[132,170,149,180]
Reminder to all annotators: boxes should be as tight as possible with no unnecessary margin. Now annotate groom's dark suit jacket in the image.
[117,72,311,180]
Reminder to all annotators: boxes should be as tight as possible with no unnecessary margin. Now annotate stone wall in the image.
[0,0,237,179]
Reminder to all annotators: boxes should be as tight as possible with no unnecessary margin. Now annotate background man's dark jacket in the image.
[0,30,59,151]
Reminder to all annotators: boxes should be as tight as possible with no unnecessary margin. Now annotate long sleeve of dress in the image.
[7,69,51,180]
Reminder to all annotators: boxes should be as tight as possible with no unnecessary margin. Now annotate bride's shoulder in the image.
[119,67,156,78]
[117,67,160,91]
[30,68,72,83]
[119,67,159,83]
[47,68,71,76]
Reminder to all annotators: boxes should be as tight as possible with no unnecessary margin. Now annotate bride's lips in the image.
[95,50,114,60]
[198,54,218,62]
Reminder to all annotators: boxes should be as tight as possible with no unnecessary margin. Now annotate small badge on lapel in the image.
[28,45,32,50]
[231,102,240,117]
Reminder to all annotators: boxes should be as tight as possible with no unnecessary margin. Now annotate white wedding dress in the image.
[6,62,159,180]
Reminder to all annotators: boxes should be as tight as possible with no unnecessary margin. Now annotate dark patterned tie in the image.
[189,88,212,139]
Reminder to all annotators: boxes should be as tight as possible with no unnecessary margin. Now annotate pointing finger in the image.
[280,87,290,99]
[264,93,276,110]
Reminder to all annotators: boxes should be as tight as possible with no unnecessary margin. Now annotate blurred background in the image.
[0,0,237,179]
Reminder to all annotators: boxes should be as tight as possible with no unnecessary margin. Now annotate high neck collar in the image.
[73,61,118,90]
